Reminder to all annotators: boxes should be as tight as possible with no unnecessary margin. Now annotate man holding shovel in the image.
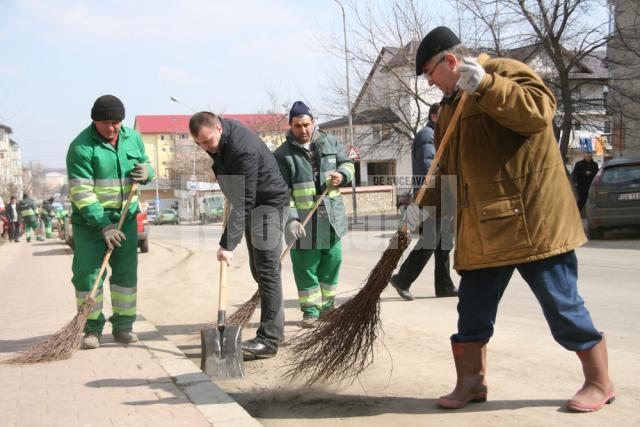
[66,95,154,349]
[274,101,354,328]
[414,26,614,412]
[189,112,289,359]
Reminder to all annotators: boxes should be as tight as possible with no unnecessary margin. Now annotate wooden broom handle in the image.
[280,186,331,261]
[88,182,139,299]
[413,53,490,206]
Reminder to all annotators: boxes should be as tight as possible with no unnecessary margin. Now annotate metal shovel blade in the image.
[200,325,245,378]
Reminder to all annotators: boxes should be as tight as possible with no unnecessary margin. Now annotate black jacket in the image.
[572,159,599,192]
[209,119,289,250]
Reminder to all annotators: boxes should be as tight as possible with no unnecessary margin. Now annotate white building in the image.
[0,123,23,198]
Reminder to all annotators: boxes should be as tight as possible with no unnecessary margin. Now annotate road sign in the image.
[347,146,360,161]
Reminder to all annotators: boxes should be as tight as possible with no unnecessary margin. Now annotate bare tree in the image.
[453,0,612,160]
[607,0,640,156]
[318,0,440,156]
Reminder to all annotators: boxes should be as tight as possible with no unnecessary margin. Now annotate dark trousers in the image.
[453,251,602,351]
[244,206,287,350]
[577,188,589,212]
[395,217,454,291]
[9,221,20,241]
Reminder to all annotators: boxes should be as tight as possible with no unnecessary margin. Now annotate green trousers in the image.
[23,217,38,241]
[290,238,342,317]
[42,216,53,238]
[71,219,138,334]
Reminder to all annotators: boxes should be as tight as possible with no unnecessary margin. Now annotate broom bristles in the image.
[203,290,260,329]
[6,300,94,364]
[283,230,410,385]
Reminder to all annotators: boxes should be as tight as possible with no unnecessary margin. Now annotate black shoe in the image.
[435,282,458,297]
[241,338,277,359]
[390,274,414,301]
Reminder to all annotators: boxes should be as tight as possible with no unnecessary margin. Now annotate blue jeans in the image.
[453,251,602,351]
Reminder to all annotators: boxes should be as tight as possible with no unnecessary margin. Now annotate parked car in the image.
[65,210,150,253]
[156,208,179,225]
[199,195,225,223]
[147,204,157,224]
[586,157,640,239]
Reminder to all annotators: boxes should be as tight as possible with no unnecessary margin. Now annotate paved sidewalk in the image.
[0,239,260,427]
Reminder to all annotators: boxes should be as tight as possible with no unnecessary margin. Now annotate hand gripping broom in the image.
[8,183,139,363]
[283,54,489,385]
[204,186,331,329]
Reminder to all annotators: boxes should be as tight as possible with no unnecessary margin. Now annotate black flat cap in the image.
[415,26,461,76]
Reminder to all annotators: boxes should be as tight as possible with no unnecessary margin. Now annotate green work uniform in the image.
[17,196,39,242]
[66,124,154,334]
[274,128,354,317]
[41,200,55,238]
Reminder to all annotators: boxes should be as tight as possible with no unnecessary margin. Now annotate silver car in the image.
[586,158,640,239]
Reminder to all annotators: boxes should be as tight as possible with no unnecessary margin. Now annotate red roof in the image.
[134,114,289,134]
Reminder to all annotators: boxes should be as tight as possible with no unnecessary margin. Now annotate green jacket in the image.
[422,57,585,271]
[66,124,154,229]
[274,129,354,248]
[17,197,38,223]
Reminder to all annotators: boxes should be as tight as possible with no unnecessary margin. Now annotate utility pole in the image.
[333,0,358,223]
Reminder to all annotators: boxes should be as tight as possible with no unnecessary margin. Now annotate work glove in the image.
[131,163,149,183]
[404,203,429,232]
[457,57,486,93]
[325,171,344,188]
[286,220,306,242]
[101,224,126,249]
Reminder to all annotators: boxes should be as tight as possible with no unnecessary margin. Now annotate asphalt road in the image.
[138,221,640,427]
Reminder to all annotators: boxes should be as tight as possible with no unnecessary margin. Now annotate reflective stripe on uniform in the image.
[76,288,104,320]
[292,182,316,209]
[71,177,137,210]
[297,287,322,307]
[20,209,35,216]
[320,282,337,299]
[111,284,137,317]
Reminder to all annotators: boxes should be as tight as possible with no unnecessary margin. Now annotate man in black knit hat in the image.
[67,95,154,349]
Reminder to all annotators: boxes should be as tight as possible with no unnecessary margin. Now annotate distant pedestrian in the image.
[17,192,40,242]
[274,101,355,328]
[572,152,599,212]
[67,94,154,349]
[189,111,289,359]
[390,102,458,300]
[6,196,20,242]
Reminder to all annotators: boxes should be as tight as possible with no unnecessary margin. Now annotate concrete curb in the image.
[135,317,262,427]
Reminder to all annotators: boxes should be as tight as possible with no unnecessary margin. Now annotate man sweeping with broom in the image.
[66,95,154,350]
[274,101,354,328]
[413,26,614,412]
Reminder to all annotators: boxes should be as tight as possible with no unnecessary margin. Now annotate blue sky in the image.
[0,0,355,167]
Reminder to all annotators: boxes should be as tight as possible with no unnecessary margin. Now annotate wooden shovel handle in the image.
[280,186,331,261]
[413,53,490,206]
[88,182,139,300]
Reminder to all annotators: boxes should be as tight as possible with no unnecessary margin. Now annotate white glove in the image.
[286,220,306,242]
[457,57,486,93]
[405,203,429,232]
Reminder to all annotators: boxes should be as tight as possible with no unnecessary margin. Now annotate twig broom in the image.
[8,183,139,364]
[282,54,488,385]
[205,186,331,328]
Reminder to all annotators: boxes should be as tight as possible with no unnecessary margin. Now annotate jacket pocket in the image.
[126,149,142,171]
[475,196,532,256]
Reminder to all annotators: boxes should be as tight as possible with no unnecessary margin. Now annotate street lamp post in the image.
[170,96,198,222]
[333,0,358,223]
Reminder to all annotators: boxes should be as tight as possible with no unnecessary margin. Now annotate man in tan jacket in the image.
[414,26,614,413]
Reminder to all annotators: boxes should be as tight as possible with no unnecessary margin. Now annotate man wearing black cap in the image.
[413,26,614,412]
[274,101,354,328]
[189,111,289,359]
[66,95,154,350]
